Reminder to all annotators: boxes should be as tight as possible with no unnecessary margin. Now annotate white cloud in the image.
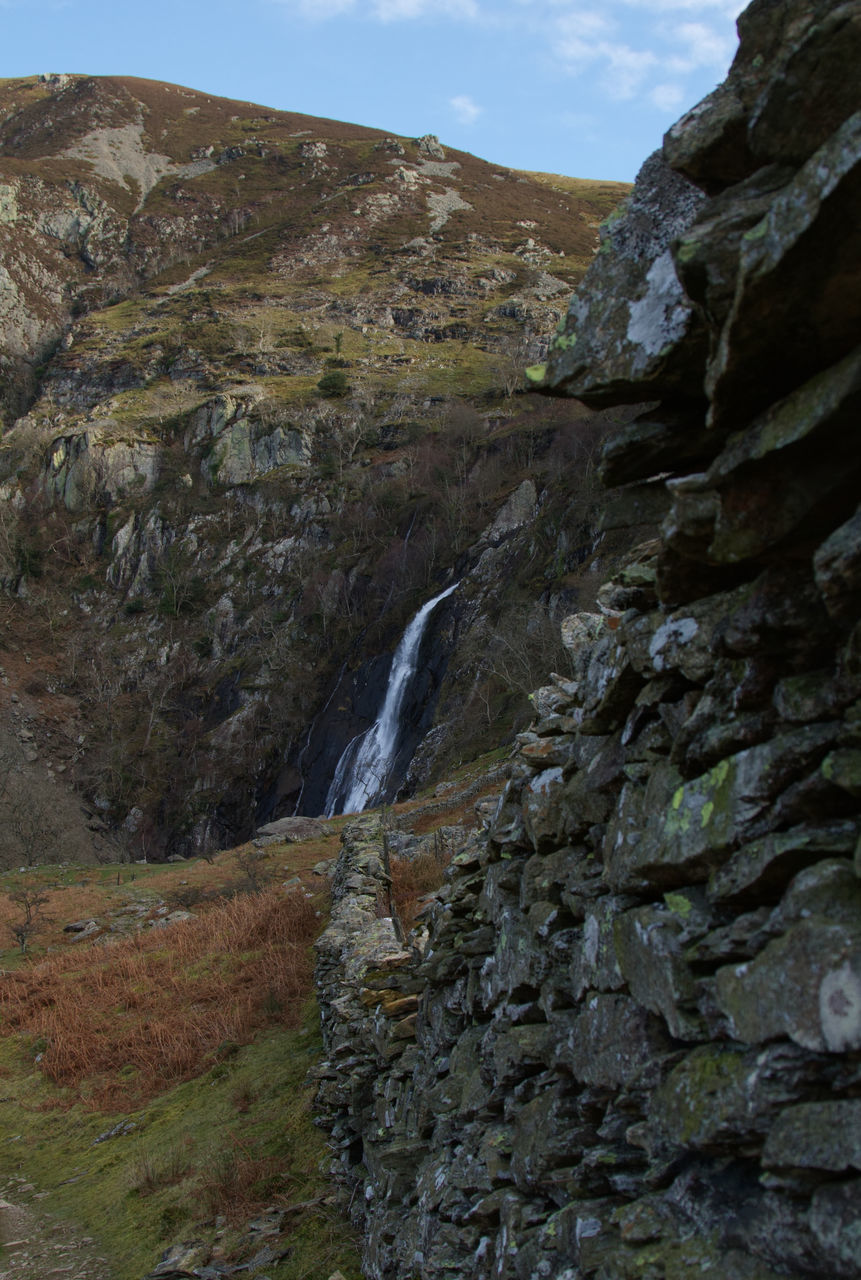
[271,0,478,18]
[450,94,483,125]
[285,0,355,17]
[553,13,658,99]
[542,0,738,110]
[373,0,478,17]
[556,7,615,43]
[650,81,685,110]
[269,0,741,116]
[672,19,736,67]
[600,42,659,99]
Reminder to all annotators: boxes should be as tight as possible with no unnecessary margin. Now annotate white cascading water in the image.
[324,581,459,816]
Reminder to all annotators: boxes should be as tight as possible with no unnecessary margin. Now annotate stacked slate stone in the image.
[313,817,424,1193]
[314,1,861,1276]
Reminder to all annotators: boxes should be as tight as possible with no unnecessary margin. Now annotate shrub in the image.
[192,634,213,659]
[316,370,349,398]
[199,1141,285,1225]
[389,842,452,934]
[15,536,43,580]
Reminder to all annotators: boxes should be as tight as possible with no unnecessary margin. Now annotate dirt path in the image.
[0,1188,114,1280]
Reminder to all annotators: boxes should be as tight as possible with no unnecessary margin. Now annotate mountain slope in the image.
[0,73,627,423]
[0,75,634,860]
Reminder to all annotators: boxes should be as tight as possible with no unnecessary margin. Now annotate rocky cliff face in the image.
[313,2,861,1276]
[0,75,632,860]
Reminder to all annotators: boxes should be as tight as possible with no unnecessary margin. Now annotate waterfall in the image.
[324,582,459,816]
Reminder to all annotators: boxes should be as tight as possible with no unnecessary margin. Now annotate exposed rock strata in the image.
[314,1,861,1276]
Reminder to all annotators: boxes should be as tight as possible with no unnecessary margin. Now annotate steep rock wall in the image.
[313,2,861,1277]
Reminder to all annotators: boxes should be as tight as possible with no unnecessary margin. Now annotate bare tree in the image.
[0,745,59,869]
[494,332,536,399]
[7,885,50,953]
[486,605,573,703]
[7,787,56,867]
[234,847,274,894]
[330,410,372,478]
[0,499,20,590]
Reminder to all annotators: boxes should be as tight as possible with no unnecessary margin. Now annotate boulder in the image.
[715,918,861,1052]
[706,111,861,430]
[541,152,707,405]
[255,816,325,841]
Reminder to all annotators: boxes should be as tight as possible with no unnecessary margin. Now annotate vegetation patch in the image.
[0,886,320,1108]
[0,1014,361,1280]
[0,831,360,1279]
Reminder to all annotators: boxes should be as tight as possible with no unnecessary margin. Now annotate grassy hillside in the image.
[0,826,350,1278]
[0,764,504,1277]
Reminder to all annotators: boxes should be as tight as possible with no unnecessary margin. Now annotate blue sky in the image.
[1,0,745,181]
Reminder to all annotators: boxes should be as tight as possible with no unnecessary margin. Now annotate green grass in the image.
[0,842,359,1278]
[0,1008,361,1280]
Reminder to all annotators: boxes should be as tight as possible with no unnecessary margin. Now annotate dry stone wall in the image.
[313,2,861,1275]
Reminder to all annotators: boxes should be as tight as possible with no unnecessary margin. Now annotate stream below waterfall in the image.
[324,582,459,816]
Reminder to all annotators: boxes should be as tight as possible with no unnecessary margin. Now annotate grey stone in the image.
[542,152,707,405]
[707,111,861,430]
[482,479,537,544]
[809,1180,861,1277]
[598,407,714,488]
[650,1042,820,1154]
[666,349,861,566]
[814,502,861,620]
[663,80,752,191]
[571,899,626,1000]
[598,479,671,532]
[606,727,837,891]
[748,3,861,166]
[708,821,860,906]
[762,1101,861,1171]
[551,995,672,1088]
[769,858,861,932]
[715,918,861,1052]
[255,815,325,840]
[674,162,791,331]
[613,903,705,1039]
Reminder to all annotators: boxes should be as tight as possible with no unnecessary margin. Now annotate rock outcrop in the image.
[314,2,861,1276]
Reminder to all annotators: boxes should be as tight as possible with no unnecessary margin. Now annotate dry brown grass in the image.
[0,888,320,1109]
[198,1137,288,1225]
[389,848,452,934]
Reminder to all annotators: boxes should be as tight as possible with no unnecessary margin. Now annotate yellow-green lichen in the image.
[742,218,769,242]
[674,239,698,264]
[550,331,577,353]
[664,892,693,919]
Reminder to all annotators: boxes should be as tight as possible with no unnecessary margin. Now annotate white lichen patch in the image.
[626,250,691,359]
[819,960,861,1052]
[529,766,563,795]
[649,615,699,671]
